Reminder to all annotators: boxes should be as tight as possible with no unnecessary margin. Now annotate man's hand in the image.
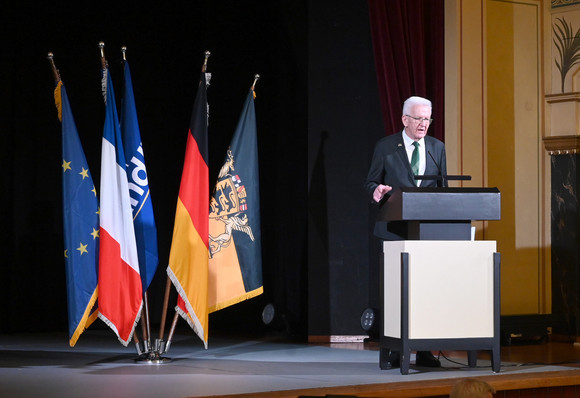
[373,184,392,203]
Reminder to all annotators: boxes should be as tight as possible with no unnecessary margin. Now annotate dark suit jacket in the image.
[364,131,447,239]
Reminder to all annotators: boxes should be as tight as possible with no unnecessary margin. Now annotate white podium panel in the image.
[383,240,496,339]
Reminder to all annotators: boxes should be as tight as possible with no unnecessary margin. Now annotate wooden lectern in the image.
[378,187,501,374]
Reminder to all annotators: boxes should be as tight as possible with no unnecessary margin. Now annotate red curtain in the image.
[367,0,445,141]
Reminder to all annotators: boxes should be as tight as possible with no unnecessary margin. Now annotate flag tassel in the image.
[99,42,107,103]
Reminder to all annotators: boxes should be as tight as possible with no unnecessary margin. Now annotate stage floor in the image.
[1,330,579,398]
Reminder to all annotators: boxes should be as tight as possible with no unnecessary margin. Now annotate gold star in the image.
[91,228,100,240]
[77,242,88,255]
[64,249,68,258]
[79,167,89,179]
[96,207,100,215]
[92,186,97,197]
[62,159,72,172]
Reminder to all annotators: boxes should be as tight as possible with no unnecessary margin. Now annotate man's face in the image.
[402,104,432,141]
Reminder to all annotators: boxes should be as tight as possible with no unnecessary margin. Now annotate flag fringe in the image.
[174,304,206,346]
[208,286,264,314]
[101,68,108,105]
[69,287,99,347]
[97,301,143,347]
[166,266,208,349]
[54,81,63,122]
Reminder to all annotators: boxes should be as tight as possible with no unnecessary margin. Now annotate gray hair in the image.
[402,96,432,115]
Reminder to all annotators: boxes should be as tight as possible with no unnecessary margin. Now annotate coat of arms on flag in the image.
[209,149,255,257]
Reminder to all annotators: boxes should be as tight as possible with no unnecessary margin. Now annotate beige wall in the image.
[445,0,551,315]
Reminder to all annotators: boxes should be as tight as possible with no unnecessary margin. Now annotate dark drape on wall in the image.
[367,0,445,141]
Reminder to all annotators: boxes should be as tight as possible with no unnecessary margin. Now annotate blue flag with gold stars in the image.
[56,81,100,347]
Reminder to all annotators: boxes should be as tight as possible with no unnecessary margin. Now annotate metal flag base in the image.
[134,352,172,364]
[133,339,172,364]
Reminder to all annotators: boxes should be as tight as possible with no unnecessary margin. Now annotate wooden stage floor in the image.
[1,330,580,398]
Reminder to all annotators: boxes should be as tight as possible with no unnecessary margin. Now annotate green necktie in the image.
[411,141,420,179]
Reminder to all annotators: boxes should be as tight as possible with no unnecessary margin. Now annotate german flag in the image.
[167,71,210,347]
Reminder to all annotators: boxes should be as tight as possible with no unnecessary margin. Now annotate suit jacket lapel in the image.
[396,131,415,185]
[424,137,434,175]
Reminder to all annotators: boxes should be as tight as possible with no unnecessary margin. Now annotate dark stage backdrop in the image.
[307,1,384,337]
[0,1,308,338]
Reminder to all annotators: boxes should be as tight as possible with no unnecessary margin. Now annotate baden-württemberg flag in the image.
[208,87,263,312]
[121,61,159,293]
[98,66,143,346]
[167,71,210,347]
[56,81,100,347]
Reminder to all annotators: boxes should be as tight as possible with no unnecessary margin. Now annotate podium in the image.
[379,187,501,240]
[378,187,501,374]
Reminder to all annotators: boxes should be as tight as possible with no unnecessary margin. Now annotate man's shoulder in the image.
[376,132,403,146]
[425,135,445,146]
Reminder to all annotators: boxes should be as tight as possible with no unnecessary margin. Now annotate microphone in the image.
[427,150,445,187]
[427,150,441,174]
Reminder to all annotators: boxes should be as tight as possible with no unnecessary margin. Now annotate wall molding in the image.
[543,135,580,154]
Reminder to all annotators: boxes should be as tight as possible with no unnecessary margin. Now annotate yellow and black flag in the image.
[208,85,263,312]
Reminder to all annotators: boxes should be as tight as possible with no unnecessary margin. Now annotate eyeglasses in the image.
[405,115,433,124]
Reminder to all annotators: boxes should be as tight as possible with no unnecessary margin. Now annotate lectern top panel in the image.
[379,187,501,221]
[396,187,500,194]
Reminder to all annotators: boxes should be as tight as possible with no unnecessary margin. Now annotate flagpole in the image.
[163,312,180,353]
[251,74,260,90]
[157,276,171,352]
[157,50,211,356]
[202,50,211,72]
[99,41,107,69]
[142,292,151,353]
[47,53,61,83]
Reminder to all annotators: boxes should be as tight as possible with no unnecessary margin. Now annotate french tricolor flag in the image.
[98,67,143,346]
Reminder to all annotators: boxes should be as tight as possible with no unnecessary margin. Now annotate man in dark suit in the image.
[365,95,447,240]
[365,96,446,368]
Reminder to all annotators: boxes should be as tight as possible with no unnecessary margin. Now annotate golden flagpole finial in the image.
[202,50,211,72]
[47,52,61,83]
[98,41,107,69]
[251,74,260,90]
[121,46,127,61]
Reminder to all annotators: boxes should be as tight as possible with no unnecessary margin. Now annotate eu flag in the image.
[57,81,99,347]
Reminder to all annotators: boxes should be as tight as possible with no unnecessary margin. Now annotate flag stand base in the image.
[134,353,172,364]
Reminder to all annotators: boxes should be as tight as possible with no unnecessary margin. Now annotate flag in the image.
[98,67,143,346]
[167,71,210,347]
[208,88,263,312]
[56,81,99,347]
[120,61,159,293]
